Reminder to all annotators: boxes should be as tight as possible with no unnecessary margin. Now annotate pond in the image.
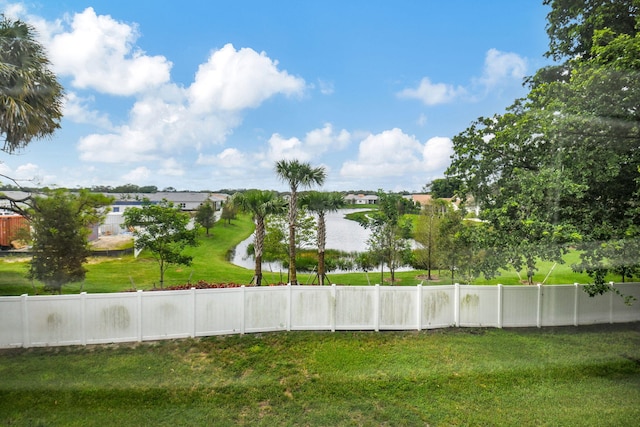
[230,209,372,271]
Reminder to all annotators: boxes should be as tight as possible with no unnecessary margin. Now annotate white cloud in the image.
[122,166,151,182]
[188,43,306,113]
[158,158,184,177]
[48,7,172,95]
[264,123,351,164]
[423,136,453,170]
[340,129,452,181]
[478,48,527,88]
[397,77,466,105]
[63,92,113,129]
[318,79,335,95]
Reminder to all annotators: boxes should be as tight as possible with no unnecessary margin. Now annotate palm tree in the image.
[231,190,285,286]
[299,191,345,286]
[0,16,64,153]
[274,159,326,285]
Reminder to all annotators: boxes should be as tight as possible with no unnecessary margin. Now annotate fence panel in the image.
[334,286,376,330]
[26,295,83,347]
[541,285,576,326]
[459,286,499,327]
[0,297,24,347]
[290,286,333,331]
[501,286,538,327]
[576,286,611,325]
[612,284,640,323]
[244,287,288,333]
[420,286,455,328]
[379,286,418,330]
[141,290,193,340]
[84,293,139,344]
[195,288,244,336]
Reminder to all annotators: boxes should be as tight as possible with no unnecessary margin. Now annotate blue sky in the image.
[1,1,552,192]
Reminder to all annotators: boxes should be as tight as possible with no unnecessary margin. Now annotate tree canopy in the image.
[0,15,63,154]
[28,189,112,293]
[447,0,639,292]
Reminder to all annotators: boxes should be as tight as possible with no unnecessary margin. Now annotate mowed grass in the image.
[1,324,639,426]
[0,212,633,296]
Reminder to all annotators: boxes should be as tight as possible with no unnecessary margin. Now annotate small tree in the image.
[123,200,198,288]
[274,159,326,285]
[195,200,216,236]
[28,189,112,293]
[361,191,412,284]
[231,190,285,286]
[220,202,237,225]
[299,191,345,285]
[413,199,448,280]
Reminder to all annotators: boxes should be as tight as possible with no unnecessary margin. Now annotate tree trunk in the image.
[288,192,298,285]
[318,213,326,286]
[254,218,265,286]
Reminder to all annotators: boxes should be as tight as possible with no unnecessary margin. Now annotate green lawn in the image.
[1,324,639,426]
[0,212,632,296]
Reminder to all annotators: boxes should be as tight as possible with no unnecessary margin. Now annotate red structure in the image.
[0,215,29,248]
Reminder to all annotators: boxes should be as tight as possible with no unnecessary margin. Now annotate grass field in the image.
[1,324,639,426]
[0,212,631,296]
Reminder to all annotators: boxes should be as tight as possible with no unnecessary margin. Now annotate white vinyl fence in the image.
[1,283,639,349]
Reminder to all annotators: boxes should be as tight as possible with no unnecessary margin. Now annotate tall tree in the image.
[195,200,216,236]
[28,189,112,293]
[274,159,326,285]
[123,200,199,288]
[448,1,639,293]
[299,191,345,286]
[413,199,448,281]
[231,190,285,286]
[0,15,63,154]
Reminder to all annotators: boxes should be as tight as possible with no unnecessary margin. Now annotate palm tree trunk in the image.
[318,212,326,286]
[255,219,265,286]
[288,192,298,285]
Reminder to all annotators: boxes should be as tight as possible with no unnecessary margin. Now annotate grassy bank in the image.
[0,212,630,296]
[1,324,639,425]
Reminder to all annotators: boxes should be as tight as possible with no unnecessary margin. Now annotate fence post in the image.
[536,284,542,328]
[240,285,246,335]
[287,283,292,332]
[331,284,336,332]
[609,282,614,324]
[191,287,197,338]
[416,284,422,331]
[137,290,143,342]
[374,284,380,332]
[21,294,29,348]
[81,292,87,346]
[497,284,503,328]
[454,283,460,327]
[573,283,579,326]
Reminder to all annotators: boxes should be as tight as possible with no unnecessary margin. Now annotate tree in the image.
[0,15,64,154]
[230,190,285,286]
[424,177,461,199]
[361,191,412,284]
[447,1,639,293]
[123,200,198,288]
[195,200,216,236]
[220,202,237,225]
[299,191,345,286]
[28,189,112,293]
[413,199,448,281]
[274,159,326,285]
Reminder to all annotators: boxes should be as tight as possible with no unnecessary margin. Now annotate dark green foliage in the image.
[28,189,112,293]
[194,200,216,236]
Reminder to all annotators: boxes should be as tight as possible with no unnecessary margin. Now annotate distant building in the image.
[344,194,378,205]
